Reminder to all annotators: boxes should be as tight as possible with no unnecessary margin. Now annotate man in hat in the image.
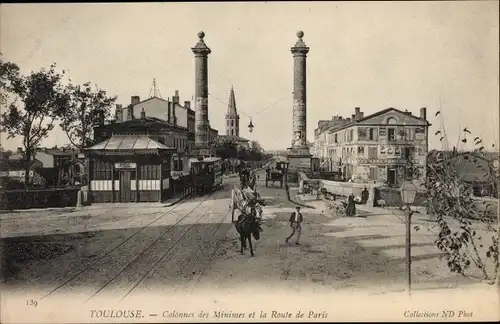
[286,206,303,245]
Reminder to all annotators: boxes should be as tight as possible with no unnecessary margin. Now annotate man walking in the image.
[286,206,303,245]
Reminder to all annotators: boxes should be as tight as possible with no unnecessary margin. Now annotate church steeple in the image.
[225,85,240,136]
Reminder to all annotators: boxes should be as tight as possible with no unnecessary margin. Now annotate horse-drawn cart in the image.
[265,161,288,188]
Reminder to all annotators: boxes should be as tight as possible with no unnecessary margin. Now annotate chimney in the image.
[346,118,351,122]
[127,104,134,121]
[351,114,355,120]
[131,96,140,105]
[184,101,191,109]
[167,99,172,123]
[141,108,146,119]
[114,104,123,122]
[173,90,179,104]
[354,107,364,120]
[420,107,427,121]
[172,99,177,126]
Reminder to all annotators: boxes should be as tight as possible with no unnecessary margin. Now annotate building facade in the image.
[313,107,430,186]
[85,135,175,203]
[114,91,195,133]
[225,86,240,136]
[94,111,193,172]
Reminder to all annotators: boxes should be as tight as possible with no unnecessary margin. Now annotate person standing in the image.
[286,206,303,245]
[361,187,369,204]
[346,192,356,216]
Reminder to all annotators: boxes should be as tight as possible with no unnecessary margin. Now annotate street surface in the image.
[0,170,494,307]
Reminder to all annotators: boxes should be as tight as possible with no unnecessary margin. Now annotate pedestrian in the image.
[361,187,369,204]
[346,192,356,216]
[286,206,303,245]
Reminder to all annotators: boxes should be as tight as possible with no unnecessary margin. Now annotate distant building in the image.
[94,111,192,172]
[114,91,195,133]
[2,147,79,186]
[428,150,498,197]
[218,86,249,150]
[225,86,240,136]
[217,135,250,150]
[312,107,431,186]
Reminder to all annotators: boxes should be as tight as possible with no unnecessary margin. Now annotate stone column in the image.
[291,31,309,150]
[191,31,211,157]
[287,31,312,183]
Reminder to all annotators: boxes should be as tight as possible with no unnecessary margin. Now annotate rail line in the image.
[0,199,192,285]
[170,208,233,294]
[39,190,221,301]
[116,190,231,302]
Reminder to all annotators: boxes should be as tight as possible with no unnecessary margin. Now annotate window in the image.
[334,134,338,143]
[388,128,396,141]
[369,128,377,140]
[403,147,411,160]
[367,146,378,159]
[349,130,354,142]
[387,117,398,124]
[357,146,365,155]
[369,167,379,181]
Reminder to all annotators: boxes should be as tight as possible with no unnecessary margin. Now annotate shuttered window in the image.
[367,146,378,159]
[369,167,379,181]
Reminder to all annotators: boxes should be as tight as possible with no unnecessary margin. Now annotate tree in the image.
[59,82,117,151]
[0,56,21,107]
[215,140,238,160]
[0,61,69,184]
[410,124,499,286]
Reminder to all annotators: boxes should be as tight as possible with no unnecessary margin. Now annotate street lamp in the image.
[248,118,254,133]
[400,179,418,297]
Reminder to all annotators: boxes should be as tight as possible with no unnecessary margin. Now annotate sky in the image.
[1,1,498,152]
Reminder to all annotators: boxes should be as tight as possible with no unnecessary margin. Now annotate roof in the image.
[97,115,190,133]
[119,96,193,111]
[322,107,431,135]
[218,135,249,142]
[226,86,238,117]
[85,135,175,152]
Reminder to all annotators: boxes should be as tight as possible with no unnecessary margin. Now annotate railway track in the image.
[82,187,231,303]
[25,188,221,301]
[169,208,233,294]
[0,202,186,285]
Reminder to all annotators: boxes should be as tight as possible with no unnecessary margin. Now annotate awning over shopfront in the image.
[85,135,176,156]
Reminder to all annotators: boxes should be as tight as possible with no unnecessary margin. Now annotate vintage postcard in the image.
[0,1,499,323]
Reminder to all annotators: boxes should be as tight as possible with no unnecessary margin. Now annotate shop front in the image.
[85,135,176,203]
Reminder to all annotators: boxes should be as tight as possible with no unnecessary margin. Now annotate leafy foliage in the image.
[0,60,69,184]
[215,140,238,160]
[0,56,21,107]
[411,119,499,283]
[59,82,117,150]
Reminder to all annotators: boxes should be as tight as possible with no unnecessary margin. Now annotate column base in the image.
[286,147,312,184]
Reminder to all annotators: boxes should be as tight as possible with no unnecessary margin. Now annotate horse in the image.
[234,213,263,256]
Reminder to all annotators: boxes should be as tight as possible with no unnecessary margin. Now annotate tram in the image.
[189,157,223,194]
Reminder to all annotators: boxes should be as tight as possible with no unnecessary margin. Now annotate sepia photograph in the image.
[0,1,499,323]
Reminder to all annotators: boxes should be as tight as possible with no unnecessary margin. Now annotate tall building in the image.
[225,86,240,136]
[312,107,430,186]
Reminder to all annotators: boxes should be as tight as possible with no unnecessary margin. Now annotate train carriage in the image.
[189,157,223,194]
